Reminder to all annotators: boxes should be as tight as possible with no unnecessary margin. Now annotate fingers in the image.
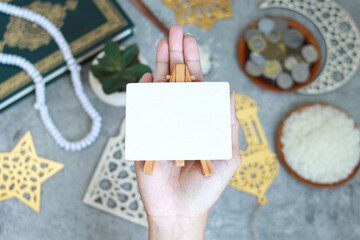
[134,161,145,175]
[154,39,170,82]
[184,35,204,82]
[169,25,184,72]
[155,25,203,83]
[140,72,154,83]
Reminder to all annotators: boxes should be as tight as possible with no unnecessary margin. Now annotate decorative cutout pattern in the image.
[229,94,279,204]
[163,0,233,30]
[0,131,64,212]
[84,96,278,215]
[260,0,360,94]
[0,0,79,51]
[83,119,147,227]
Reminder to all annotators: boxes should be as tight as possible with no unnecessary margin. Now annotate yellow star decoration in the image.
[163,0,233,30]
[0,131,64,212]
[229,94,279,204]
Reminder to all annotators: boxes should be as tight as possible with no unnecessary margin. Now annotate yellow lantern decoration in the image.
[229,94,279,204]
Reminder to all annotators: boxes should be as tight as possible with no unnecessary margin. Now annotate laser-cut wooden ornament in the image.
[260,0,360,94]
[163,0,233,30]
[229,94,279,204]
[83,118,148,227]
[0,131,64,212]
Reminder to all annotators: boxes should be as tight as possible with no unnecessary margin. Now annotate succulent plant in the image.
[90,41,152,94]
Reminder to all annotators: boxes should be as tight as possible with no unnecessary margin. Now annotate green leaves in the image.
[90,64,114,80]
[90,41,152,94]
[126,64,152,79]
[121,43,139,68]
[104,41,121,63]
[102,65,152,94]
[102,71,136,94]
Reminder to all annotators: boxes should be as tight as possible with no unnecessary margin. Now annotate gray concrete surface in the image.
[1,0,360,239]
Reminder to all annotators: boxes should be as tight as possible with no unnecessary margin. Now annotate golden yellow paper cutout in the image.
[163,0,233,30]
[0,131,64,212]
[229,94,279,204]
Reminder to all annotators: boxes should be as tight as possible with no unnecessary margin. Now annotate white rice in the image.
[281,104,360,184]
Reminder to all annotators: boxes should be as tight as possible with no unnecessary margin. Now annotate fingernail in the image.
[184,32,192,36]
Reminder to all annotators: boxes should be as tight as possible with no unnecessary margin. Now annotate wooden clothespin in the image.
[143,64,213,177]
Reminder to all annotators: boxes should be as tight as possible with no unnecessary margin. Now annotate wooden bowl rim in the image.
[277,103,360,188]
[238,17,322,93]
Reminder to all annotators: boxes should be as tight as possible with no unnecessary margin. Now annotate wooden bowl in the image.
[238,17,322,92]
[277,103,360,188]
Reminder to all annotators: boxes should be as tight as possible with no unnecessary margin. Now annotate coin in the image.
[276,73,294,89]
[273,17,288,33]
[301,44,319,63]
[297,56,309,65]
[284,56,298,71]
[262,42,286,61]
[245,60,263,77]
[283,29,304,49]
[258,18,275,34]
[291,63,310,83]
[263,60,282,79]
[278,43,287,53]
[250,52,266,66]
[286,47,301,56]
[248,35,267,53]
[245,28,261,41]
[265,32,282,43]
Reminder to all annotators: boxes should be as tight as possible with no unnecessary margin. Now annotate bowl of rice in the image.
[277,103,360,188]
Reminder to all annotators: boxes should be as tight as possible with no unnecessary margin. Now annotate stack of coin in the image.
[243,17,319,90]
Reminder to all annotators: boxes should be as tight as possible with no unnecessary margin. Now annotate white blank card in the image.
[125,82,232,161]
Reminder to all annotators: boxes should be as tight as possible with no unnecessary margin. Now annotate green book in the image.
[0,0,133,111]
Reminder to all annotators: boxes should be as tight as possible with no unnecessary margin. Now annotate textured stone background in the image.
[1,0,360,239]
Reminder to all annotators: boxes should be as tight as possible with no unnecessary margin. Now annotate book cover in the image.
[0,0,133,111]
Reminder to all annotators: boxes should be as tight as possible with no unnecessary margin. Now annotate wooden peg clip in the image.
[143,64,213,177]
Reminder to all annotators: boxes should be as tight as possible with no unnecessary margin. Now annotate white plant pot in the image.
[89,47,148,107]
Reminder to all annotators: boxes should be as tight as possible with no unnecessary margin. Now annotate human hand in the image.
[135,25,241,240]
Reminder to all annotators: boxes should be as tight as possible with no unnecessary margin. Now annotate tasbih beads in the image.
[0,2,102,152]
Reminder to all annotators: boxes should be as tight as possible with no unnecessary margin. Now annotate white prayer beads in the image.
[0,2,102,152]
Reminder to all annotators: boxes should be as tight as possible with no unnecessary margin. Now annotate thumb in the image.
[140,72,154,83]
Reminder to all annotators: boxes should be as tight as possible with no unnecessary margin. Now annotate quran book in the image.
[0,0,133,111]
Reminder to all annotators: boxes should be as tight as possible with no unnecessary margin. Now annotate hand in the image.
[135,25,241,240]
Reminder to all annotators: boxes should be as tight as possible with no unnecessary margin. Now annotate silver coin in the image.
[245,28,261,41]
[245,60,263,77]
[301,44,319,64]
[247,35,267,53]
[258,18,275,34]
[276,73,294,89]
[291,63,310,83]
[284,56,298,71]
[265,31,282,43]
[273,17,288,33]
[283,29,304,49]
[250,52,266,66]
[263,60,282,80]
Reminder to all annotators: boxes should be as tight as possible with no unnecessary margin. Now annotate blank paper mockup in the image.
[125,82,232,161]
